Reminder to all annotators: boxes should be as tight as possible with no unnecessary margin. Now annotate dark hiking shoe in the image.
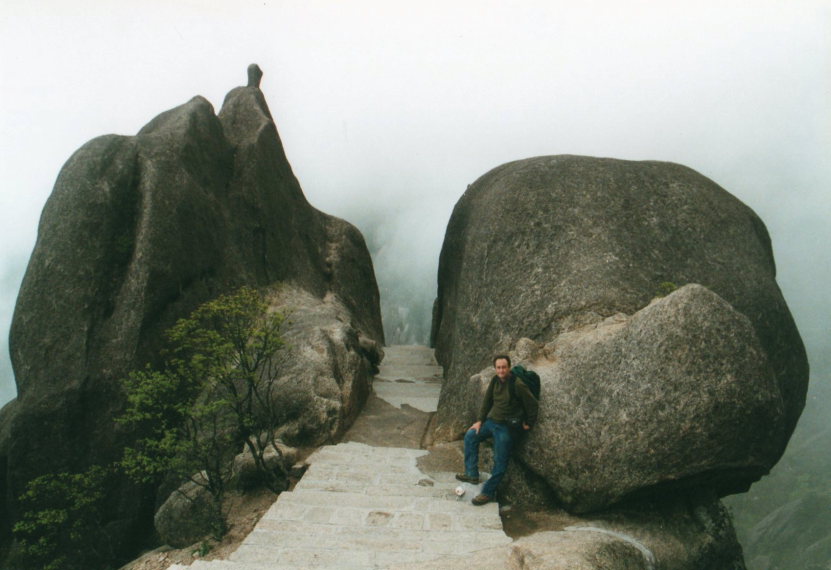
[471,494,493,506]
[455,473,480,484]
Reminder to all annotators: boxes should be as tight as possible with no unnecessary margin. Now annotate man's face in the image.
[495,358,510,380]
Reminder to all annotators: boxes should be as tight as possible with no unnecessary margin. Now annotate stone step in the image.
[169,561,299,570]
[376,365,442,381]
[304,442,427,464]
[292,479,451,497]
[252,519,506,537]
[376,345,440,376]
[266,491,500,522]
[373,345,442,412]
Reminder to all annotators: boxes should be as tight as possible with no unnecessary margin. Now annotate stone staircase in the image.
[372,343,443,413]
[168,346,509,570]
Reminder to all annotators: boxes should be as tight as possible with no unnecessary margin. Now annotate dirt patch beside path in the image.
[342,392,433,448]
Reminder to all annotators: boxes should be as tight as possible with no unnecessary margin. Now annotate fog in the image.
[1,4,829,560]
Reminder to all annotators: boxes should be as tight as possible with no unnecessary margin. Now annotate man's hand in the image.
[469,420,482,433]
[522,423,531,431]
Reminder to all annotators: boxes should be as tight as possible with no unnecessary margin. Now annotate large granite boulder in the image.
[0,399,18,538]
[432,155,808,500]
[229,440,298,492]
[263,285,382,447]
[154,477,217,549]
[501,285,783,512]
[156,440,299,548]
[2,70,383,560]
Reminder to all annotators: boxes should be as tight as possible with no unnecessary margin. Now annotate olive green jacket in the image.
[478,373,539,427]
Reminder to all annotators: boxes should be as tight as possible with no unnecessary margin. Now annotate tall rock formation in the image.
[1,69,383,560]
[432,155,808,511]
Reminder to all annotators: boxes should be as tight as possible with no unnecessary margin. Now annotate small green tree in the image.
[119,286,288,537]
[11,464,115,570]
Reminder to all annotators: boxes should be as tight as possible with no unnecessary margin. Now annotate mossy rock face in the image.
[432,155,807,511]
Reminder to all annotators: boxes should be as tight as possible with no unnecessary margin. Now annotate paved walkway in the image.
[373,344,443,413]
[169,346,508,570]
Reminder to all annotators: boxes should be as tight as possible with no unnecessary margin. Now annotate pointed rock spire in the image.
[247,63,263,88]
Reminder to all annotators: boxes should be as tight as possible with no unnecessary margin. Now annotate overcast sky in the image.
[1,0,829,406]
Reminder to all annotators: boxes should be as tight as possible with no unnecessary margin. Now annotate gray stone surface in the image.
[262,286,379,446]
[344,346,442,449]
[391,490,746,569]
[376,345,443,382]
[373,345,442,413]
[390,531,653,570]
[0,399,18,537]
[165,451,746,570]
[155,479,218,549]
[432,155,807,458]
[506,285,785,511]
[229,440,297,492]
[2,72,382,561]
[163,348,747,570]
[168,442,511,570]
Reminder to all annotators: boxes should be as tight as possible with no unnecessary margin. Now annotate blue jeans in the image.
[463,419,514,498]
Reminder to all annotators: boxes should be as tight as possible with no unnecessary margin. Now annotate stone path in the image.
[372,345,443,413]
[168,346,509,570]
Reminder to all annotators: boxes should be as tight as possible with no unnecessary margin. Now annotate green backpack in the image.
[509,365,541,401]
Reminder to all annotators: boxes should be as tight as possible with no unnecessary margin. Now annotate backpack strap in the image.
[507,374,518,403]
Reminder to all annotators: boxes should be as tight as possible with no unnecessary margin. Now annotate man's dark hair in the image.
[493,354,511,367]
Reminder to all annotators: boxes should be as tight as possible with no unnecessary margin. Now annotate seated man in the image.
[456,354,538,505]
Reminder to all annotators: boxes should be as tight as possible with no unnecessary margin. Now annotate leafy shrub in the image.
[11,464,115,570]
[118,287,288,537]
